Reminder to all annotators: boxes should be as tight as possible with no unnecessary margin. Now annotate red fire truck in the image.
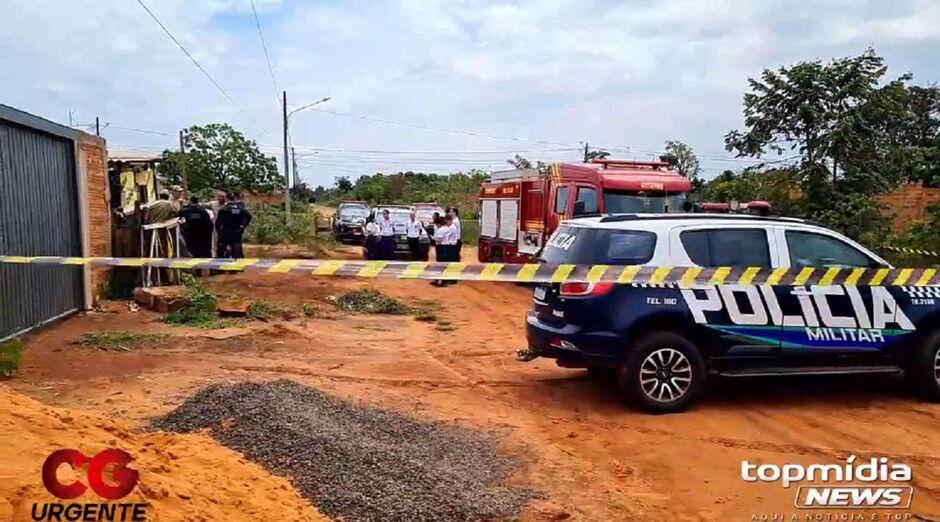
[477,160,691,263]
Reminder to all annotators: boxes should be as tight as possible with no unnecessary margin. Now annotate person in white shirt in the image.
[448,207,462,262]
[432,216,451,286]
[406,211,428,261]
[378,209,395,260]
[432,215,459,286]
[363,215,379,260]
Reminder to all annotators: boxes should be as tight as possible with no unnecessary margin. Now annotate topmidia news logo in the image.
[32,448,149,522]
[742,455,914,510]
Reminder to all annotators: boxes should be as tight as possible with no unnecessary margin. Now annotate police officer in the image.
[431,215,455,287]
[179,195,213,258]
[216,192,253,258]
[406,211,428,261]
[378,209,395,260]
[363,214,379,260]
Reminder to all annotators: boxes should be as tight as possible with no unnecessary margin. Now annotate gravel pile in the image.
[151,380,541,521]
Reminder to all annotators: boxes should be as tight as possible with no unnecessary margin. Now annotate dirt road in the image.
[7,261,940,520]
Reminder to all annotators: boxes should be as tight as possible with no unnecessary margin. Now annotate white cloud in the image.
[1,0,938,186]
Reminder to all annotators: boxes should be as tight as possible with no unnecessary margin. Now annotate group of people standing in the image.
[146,189,252,260]
[431,208,461,286]
[361,207,462,276]
[363,209,399,261]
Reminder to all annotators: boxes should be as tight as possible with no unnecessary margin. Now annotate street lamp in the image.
[288,97,331,119]
[282,92,330,225]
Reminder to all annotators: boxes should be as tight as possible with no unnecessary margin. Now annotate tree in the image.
[723,48,940,239]
[506,154,549,172]
[584,148,610,162]
[659,140,703,192]
[699,168,803,215]
[334,176,353,192]
[506,154,532,169]
[159,123,281,194]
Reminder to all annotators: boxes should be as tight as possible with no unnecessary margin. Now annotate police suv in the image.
[525,214,940,413]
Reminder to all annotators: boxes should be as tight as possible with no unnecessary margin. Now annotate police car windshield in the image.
[604,190,687,213]
[340,207,369,217]
[416,209,442,219]
[389,212,411,224]
[540,225,656,265]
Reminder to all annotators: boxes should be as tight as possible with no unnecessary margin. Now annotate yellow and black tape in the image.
[1,256,940,287]
[881,245,940,258]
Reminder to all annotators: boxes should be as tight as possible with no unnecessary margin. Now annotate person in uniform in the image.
[145,190,176,225]
[406,211,428,261]
[178,196,213,258]
[432,215,455,286]
[215,192,253,259]
[169,185,185,213]
[441,214,459,285]
[363,215,379,260]
[378,209,395,260]
[449,207,462,262]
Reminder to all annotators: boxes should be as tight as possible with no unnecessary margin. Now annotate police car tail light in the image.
[559,282,615,297]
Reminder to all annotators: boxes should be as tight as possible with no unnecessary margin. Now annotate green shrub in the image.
[0,338,23,377]
[248,300,284,320]
[330,289,412,315]
[162,275,224,328]
[243,207,320,245]
[460,219,479,246]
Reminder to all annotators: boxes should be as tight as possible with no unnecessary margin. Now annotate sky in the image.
[2,0,939,188]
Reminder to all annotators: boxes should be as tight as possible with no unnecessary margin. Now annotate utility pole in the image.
[95,117,100,137]
[68,111,74,127]
[282,90,291,225]
[179,130,189,196]
[291,147,299,188]
[583,142,589,163]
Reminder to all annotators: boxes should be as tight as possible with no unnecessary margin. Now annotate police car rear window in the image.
[540,226,655,265]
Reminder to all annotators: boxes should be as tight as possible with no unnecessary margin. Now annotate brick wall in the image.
[878,181,940,232]
[78,137,111,299]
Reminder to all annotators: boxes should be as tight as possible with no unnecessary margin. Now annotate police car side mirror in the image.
[573,200,586,216]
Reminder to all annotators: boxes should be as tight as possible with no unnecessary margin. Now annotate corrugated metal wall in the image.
[0,119,83,339]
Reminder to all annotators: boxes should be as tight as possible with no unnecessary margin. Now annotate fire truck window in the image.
[785,230,876,268]
[680,229,771,267]
[576,187,598,214]
[555,187,569,214]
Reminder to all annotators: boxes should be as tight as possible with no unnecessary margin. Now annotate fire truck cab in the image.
[478,160,691,263]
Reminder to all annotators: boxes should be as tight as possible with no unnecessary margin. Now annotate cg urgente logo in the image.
[33,448,149,522]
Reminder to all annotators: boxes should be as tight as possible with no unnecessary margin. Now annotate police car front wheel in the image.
[907,330,940,402]
[620,332,706,414]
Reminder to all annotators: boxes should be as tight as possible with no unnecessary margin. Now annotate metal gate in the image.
[0,119,84,340]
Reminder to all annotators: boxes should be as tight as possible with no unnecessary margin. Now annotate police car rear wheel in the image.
[620,332,705,414]
[908,330,940,402]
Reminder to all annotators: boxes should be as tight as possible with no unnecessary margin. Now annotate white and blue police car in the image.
[524,214,940,413]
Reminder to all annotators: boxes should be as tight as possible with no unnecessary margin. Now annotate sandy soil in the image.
[0,388,329,522]
[5,257,940,521]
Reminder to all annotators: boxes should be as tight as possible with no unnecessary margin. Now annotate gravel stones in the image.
[151,380,541,521]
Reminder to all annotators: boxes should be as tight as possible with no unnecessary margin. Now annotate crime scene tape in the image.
[881,245,940,258]
[1,256,940,287]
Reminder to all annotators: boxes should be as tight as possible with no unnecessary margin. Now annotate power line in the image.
[308,108,578,147]
[294,157,505,167]
[284,146,580,155]
[249,0,281,109]
[80,124,175,137]
[135,0,250,119]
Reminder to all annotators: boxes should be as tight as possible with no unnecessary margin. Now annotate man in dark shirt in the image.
[215,192,253,259]
[179,196,213,258]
